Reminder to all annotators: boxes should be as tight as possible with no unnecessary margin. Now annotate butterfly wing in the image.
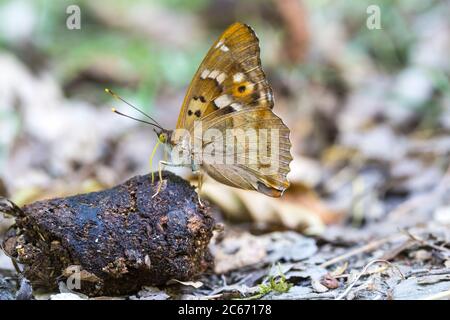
[176,22,274,131]
[196,107,292,197]
[175,22,292,196]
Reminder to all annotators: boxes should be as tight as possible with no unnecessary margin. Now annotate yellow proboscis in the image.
[149,140,161,184]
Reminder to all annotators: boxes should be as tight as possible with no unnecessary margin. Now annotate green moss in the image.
[244,264,293,300]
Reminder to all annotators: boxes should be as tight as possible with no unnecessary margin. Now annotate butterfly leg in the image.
[152,160,167,198]
[196,171,204,207]
[151,160,184,198]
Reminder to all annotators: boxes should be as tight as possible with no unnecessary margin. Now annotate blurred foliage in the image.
[0,0,212,111]
[0,0,447,113]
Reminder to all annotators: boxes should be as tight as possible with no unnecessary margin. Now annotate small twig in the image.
[334,264,393,279]
[380,240,415,261]
[400,229,450,253]
[335,260,404,300]
[320,235,401,268]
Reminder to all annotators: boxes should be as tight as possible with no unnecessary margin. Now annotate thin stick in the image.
[320,235,397,268]
[380,240,414,261]
[401,228,450,253]
[333,264,391,279]
[335,259,403,300]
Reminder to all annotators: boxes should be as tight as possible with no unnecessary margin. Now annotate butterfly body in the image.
[155,22,293,198]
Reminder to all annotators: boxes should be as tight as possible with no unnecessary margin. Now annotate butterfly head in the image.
[154,128,173,146]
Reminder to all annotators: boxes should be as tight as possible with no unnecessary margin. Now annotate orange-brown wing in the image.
[176,22,274,131]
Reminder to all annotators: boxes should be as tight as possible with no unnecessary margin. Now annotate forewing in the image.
[176,22,274,131]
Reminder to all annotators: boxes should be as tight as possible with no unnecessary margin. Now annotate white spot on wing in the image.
[233,72,244,83]
[220,45,229,52]
[200,69,210,79]
[214,95,232,108]
[230,102,243,110]
[215,40,224,48]
[216,72,226,84]
[208,70,220,79]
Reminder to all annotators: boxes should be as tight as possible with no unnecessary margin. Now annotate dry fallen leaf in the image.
[211,231,267,274]
[211,230,317,274]
[330,262,348,277]
[202,177,342,235]
[312,279,329,293]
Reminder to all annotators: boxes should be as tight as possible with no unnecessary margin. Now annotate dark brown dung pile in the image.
[2,171,215,296]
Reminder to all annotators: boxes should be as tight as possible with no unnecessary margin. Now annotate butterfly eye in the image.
[159,133,167,143]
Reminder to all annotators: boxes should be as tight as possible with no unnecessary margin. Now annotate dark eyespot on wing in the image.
[194,110,201,117]
[188,110,193,116]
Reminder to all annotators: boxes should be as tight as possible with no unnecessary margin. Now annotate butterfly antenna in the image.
[111,108,163,129]
[105,88,163,129]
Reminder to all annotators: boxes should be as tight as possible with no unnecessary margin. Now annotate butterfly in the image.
[107,22,292,203]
